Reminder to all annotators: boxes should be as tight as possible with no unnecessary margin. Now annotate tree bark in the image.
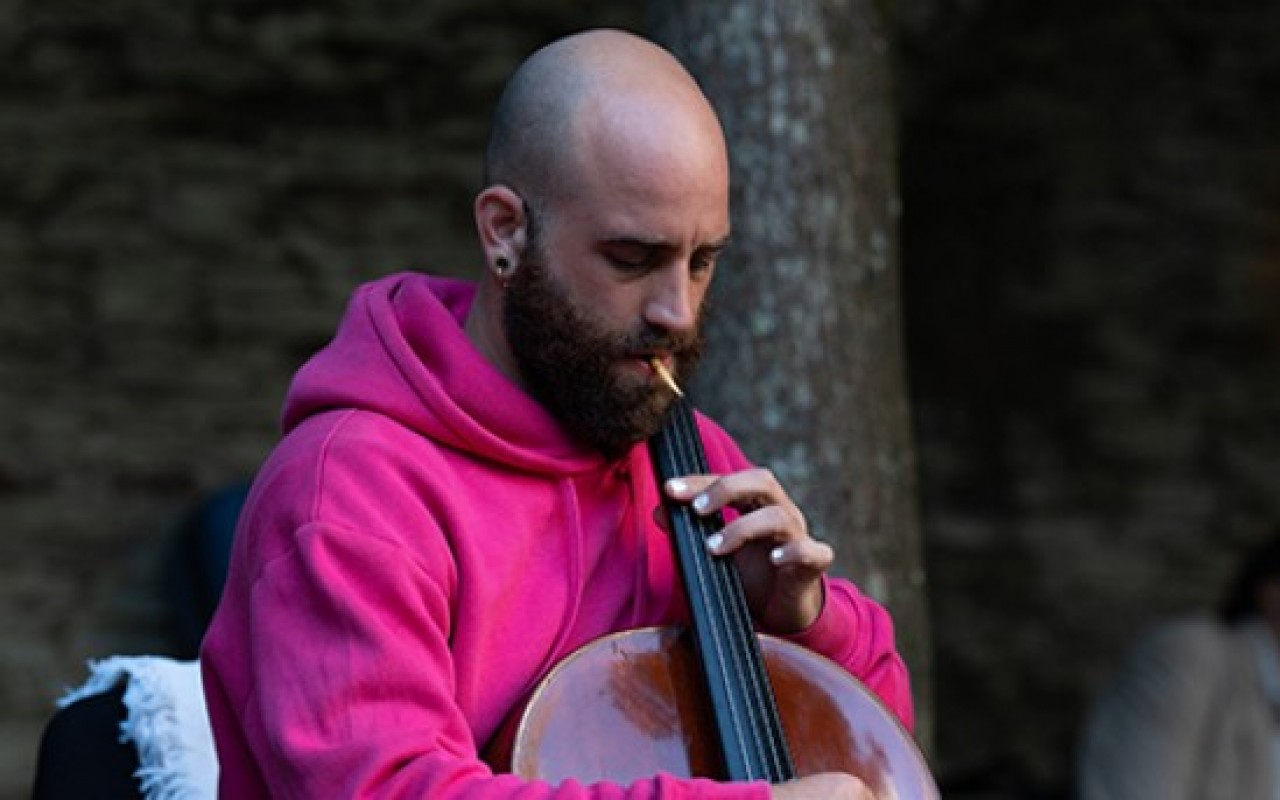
[647,0,933,748]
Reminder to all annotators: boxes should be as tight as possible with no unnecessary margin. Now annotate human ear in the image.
[474,185,529,280]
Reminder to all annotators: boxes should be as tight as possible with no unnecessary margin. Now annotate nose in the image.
[642,267,698,335]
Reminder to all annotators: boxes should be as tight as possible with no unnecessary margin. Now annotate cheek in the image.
[569,272,649,327]
[600,295,652,336]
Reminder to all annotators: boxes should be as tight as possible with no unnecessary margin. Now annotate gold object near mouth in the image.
[649,359,684,397]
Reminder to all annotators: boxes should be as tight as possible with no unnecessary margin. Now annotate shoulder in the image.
[244,409,462,554]
[281,408,456,485]
[1131,616,1234,668]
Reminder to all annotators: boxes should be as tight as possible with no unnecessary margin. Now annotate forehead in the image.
[557,97,731,243]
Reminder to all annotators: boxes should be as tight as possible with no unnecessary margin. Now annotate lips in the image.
[630,353,672,376]
[633,347,669,362]
[613,354,670,389]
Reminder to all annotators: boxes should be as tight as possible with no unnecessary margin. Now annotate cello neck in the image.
[648,396,796,783]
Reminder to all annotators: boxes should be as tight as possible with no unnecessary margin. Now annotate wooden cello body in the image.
[489,385,940,798]
[494,627,938,798]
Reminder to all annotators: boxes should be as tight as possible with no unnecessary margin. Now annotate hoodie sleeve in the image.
[229,520,772,800]
[780,577,916,733]
[693,414,916,732]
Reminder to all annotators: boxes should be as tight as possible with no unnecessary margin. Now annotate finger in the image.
[767,536,834,571]
[677,467,786,517]
[663,475,719,502]
[706,505,804,555]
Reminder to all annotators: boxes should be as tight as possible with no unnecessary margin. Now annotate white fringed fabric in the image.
[61,657,217,800]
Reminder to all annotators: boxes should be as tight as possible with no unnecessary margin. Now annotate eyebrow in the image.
[599,235,732,252]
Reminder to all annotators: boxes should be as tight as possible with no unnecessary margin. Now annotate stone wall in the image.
[899,0,1280,791]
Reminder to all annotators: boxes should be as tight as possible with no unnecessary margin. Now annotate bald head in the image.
[483,30,727,212]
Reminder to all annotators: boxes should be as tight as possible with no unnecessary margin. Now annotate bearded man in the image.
[201,28,913,800]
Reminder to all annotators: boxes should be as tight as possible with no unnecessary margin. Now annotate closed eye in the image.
[599,236,729,277]
[605,252,654,272]
[601,240,665,274]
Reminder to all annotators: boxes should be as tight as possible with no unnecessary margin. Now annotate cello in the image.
[488,362,939,798]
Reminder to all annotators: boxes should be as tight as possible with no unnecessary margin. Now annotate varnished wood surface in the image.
[504,626,939,799]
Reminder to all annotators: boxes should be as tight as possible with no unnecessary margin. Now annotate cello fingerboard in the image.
[649,396,796,784]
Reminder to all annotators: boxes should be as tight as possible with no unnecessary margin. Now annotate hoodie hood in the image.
[283,272,608,476]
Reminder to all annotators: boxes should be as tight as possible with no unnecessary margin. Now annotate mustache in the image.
[613,324,702,358]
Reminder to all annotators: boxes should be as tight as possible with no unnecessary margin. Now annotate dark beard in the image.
[503,258,705,459]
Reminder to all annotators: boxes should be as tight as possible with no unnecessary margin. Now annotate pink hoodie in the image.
[201,273,914,799]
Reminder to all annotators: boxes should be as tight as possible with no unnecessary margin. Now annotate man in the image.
[202,28,913,799]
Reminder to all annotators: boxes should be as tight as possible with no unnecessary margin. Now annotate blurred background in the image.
[3,0,1279,797]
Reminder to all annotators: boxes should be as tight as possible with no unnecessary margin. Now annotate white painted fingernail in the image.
[692,494,709,513]
[667,479,687,493]
[707,533,724,552]
[770,546,785,563]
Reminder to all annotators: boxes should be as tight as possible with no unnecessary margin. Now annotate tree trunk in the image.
[647,0,933,748]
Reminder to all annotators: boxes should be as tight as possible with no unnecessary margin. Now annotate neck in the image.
[465,279,526,390]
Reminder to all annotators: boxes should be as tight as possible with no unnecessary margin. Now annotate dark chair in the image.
[31,680,143,799]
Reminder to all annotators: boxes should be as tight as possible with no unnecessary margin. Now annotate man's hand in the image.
[664,468,832,634]
[772,772,876,799]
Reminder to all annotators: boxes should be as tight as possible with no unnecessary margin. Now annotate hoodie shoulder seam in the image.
[309,408,361,523]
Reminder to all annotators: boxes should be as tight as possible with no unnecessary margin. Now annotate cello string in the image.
[694,419,792,781]
[652,403,741,770]
[668,400,763,776]
[664,401,761,778]
[649,363,794,781]
[670,398,793,781]
[675,399,796,781]
[712,555,790,779]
